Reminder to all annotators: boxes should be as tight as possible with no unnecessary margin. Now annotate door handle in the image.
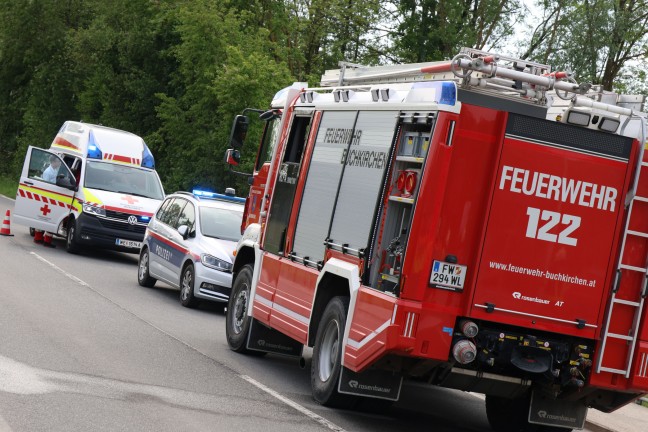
[24,181,33,186]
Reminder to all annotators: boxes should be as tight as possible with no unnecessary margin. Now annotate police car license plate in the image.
[430,260,467,291]
[116,239,141,249]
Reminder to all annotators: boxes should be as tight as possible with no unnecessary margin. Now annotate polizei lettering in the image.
[499,165,617,212]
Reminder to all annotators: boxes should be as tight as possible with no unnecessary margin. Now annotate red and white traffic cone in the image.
[43,231,56,248]
[0,210,13,236]
[34,229,44,243]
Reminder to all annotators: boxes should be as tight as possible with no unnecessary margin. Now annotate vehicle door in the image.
[149,197,188,284]
[14,147,77,233]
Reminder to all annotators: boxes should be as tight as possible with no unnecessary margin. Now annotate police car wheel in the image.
[226,264,255,353]
[311,296,357,408]
[137,247,157,288]
[180,264,199,308]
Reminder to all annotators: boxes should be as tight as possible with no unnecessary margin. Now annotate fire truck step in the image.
[598,366,628,375]
[613,298,641,307]
[619,264,647,272]
[607,332,633,341]
[627,230,648,238]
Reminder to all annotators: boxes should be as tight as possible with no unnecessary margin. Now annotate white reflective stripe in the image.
[255,294,310,325]
[405,312,416,338]
[403,312,411,337]
[347,319,391,350]
[391,304,398,324]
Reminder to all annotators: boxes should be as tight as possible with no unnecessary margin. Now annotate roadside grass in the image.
[0,175,17,199]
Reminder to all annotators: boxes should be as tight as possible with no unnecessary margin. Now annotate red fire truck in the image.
[224,48,648,431]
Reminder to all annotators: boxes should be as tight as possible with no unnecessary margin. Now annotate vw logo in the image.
[127,215,138,225]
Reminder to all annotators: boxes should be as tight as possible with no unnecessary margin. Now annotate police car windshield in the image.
[84,161,164,200]
[199,206,243,242]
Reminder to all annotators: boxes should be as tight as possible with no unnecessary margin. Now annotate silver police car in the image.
[137,189,244,308]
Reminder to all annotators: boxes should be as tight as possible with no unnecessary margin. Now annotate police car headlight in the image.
[200,254,232,272]
[83,203,106,217]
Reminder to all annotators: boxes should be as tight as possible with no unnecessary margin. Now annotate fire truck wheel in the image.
[311,296,357,408]
[137,247,157,288]
[486,393,571,432]
[226,264,255,353]
[180,264,200,308]
[66,219,81,254]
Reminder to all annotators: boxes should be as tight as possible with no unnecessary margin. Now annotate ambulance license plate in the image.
[116,239,141,249]
[430,260,467,291]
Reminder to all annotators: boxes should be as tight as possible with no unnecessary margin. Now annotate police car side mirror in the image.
[177,225,189,240]
[229,115,249,149]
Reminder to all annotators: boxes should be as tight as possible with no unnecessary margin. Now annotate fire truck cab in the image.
[225,49,648,431]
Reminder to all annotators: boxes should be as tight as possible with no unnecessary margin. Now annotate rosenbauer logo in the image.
[348,380,391,393]
[512,291,550,305]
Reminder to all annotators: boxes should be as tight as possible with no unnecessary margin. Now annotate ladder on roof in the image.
[596,152,648,377]
[320,48,593,107]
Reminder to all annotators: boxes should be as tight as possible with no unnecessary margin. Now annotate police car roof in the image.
[175,190,245,205]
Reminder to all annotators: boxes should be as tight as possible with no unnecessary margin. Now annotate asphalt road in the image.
[0,195,600,432]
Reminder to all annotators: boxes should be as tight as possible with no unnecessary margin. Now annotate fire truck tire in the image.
[226,264,255,354]
[486,394,532,431]
[180,264,200,308]
[66,219,81,254]
[311,296,357,408]
[137,247,157,288]
[486,394,572,432]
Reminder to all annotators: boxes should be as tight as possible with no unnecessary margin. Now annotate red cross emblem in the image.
[121,196,138,205]
[40,204,52,216]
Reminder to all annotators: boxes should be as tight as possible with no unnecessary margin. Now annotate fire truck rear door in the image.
[472,113,634,335]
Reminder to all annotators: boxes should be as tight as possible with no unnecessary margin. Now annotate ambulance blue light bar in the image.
[192,189,246,203]
[142,143,155,169]
[87,130,103,160]
[411,81,457,105]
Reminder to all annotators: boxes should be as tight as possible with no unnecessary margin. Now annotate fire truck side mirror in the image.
[224,149,241,166]
[229,115,249,149]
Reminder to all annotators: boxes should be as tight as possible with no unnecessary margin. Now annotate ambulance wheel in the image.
[29,227,35,237]
[137,247,157,288]
[226,264,255,354]
[66,220,81,254]
[180,263,200,308]
[311,296,357,408]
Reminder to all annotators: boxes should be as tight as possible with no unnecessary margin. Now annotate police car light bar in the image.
[192,189,246,203]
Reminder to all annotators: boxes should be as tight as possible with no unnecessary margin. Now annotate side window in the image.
[255,117,281,171]
[177,202,196,233]
[159,198,186,228]
[156,198,172,219]
[28,148,74,187]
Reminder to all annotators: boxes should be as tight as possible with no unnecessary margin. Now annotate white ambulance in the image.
[14,121,165,253]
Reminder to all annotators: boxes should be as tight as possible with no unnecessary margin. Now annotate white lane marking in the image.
[240,375,347,432]
[26,251,343,431]
[0,415,13,432]
[0,194,15,202]
[30,252,90,287]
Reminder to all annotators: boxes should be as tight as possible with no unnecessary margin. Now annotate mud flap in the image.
[246,319,303,357]
[528,390,588,429]
[338,366,402,401]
